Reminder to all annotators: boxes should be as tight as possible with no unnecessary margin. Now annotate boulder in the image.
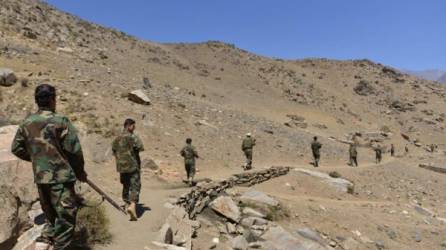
[209,196,241,223]
[354,80,375,96]
[261,226,328,250]
[142,158,159,171]
[294,168,354,193]
[232,235,248,250]
[0,187,20,247]
[159,206,193,250]
[240,190,279,207]
[0,68,17,87]
[128,90,151,105]
[11,225,44,250]
[242,207,266,218]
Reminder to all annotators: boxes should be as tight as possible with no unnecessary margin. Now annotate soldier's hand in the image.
[77,171,88,183]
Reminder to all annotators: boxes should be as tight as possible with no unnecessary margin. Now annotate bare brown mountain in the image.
[1,0,446,249]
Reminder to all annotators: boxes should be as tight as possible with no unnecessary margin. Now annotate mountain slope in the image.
[1,1,446,249]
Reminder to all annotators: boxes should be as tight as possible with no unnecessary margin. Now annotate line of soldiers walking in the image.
[7,84,405,250]
[311,136,396,167]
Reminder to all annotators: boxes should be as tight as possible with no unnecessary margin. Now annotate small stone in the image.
[415,231,422,242]
[128,89,151,105]
[329,241,337,247]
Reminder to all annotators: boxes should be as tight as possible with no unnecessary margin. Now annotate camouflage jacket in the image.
[11,109,85,184]
[349,144,358,156]
[242,137,256,151]
[311,141,322,154]
[112,131,144,173]
[180,144,198,162]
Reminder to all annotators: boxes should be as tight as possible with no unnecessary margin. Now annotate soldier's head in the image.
[124,118,136,133]
[186,138,192,144]
[246,133,251,137]
[35,84,56,110]
[313,136,318,141]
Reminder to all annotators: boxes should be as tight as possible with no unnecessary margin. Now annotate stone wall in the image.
[175,166,290,218]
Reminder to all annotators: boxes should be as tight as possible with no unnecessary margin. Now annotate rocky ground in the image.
[1,0,446,249]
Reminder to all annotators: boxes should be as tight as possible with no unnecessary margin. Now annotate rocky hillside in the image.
[1,1,446,249]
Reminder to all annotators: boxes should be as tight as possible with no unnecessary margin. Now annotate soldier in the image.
[349,142,358,167]
[390,144,395,157]
[11,84,87,250]
[112,118,144,221]
[405,144,409,155]
[180,138,199,186]
[375,144,383,164]
[311,136,322,167]
[241,133,256,170]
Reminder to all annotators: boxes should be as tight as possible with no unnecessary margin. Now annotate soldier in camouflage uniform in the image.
[390,144,395,157]
[241,133,256,170]
[11,84,87,250]
[180,138,199,186]
[311,136,322,167]
[349,142,358,167]
[374,144,383,164]
[112,118,144,221]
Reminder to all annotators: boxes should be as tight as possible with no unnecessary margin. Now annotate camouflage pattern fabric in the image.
[11,109,85,184]
[244,149,253,167]
[112,131,144,173]
[311,141,322,156]
[349,143,358,166]
[180,144,198,178]
[120,171,141,203]
[241,137,256,151]
[37,182,78,250]
[375,147,382,163]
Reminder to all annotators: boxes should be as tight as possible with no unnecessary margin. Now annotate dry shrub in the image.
[72,204,112,249]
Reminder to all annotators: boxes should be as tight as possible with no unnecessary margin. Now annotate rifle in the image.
[86,178,127,215]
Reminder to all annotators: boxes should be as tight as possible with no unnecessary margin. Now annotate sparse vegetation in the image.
[72,204,112,249]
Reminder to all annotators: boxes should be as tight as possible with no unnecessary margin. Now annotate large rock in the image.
[232,235,248,250]
[0,68,17,87]
[0,126,38,248]
[11,225,44,250]
[128,89,151,105]
[159,206,194,250]
[209,196,241,223]
[261,226,329,250]
[294,168,354,193]
[240,190,279,207]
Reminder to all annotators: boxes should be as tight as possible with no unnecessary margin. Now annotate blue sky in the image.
[45,0,445,70]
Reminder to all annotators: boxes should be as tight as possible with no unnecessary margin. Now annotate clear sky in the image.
[45,0,445,71]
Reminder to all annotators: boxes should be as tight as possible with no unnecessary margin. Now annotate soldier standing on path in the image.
[241,133,256,170]
[11,84,87,250]
[311,136,322,167]
[112,118,144,221]
[349,142,358,167]
[390,144,395,157]
[180,138,199,186]
[375,144,383,164]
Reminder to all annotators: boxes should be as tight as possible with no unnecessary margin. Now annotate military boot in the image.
[127,202,138,221]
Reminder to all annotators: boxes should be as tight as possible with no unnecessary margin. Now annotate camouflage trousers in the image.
[350,155,358,167]
[184,160,196,179]
[313,152,320,167]
[244,149,253,167]
[120,170,141,203]
[36,182,78,250]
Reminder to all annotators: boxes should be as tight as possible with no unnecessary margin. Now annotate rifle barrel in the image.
[86,179,127,215]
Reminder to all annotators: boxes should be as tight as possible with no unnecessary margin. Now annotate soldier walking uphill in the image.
[374,144,383,164]
[241,133,256,170]
[390,144,395,157]
[11,84,87,250]
[180,138,200,186]
[349,142,358,167]
[311,136,322,167]
[112,118,144,221]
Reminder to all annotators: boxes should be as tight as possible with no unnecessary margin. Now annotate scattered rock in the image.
[159,206,193,250]
[128,90,151,105]
[296,228,326,247]
[143,77,152,89]
[209,196,241,223]
[294,168,354,193]
[354,80,375,96]
[158,223,173,244]
[415,231,422,242]
[56,47,74,54]
[231,235,248,250]
[242,207,266,218]
[261,226,328,250]
[0,68,17,87]
[240,190,279,207]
